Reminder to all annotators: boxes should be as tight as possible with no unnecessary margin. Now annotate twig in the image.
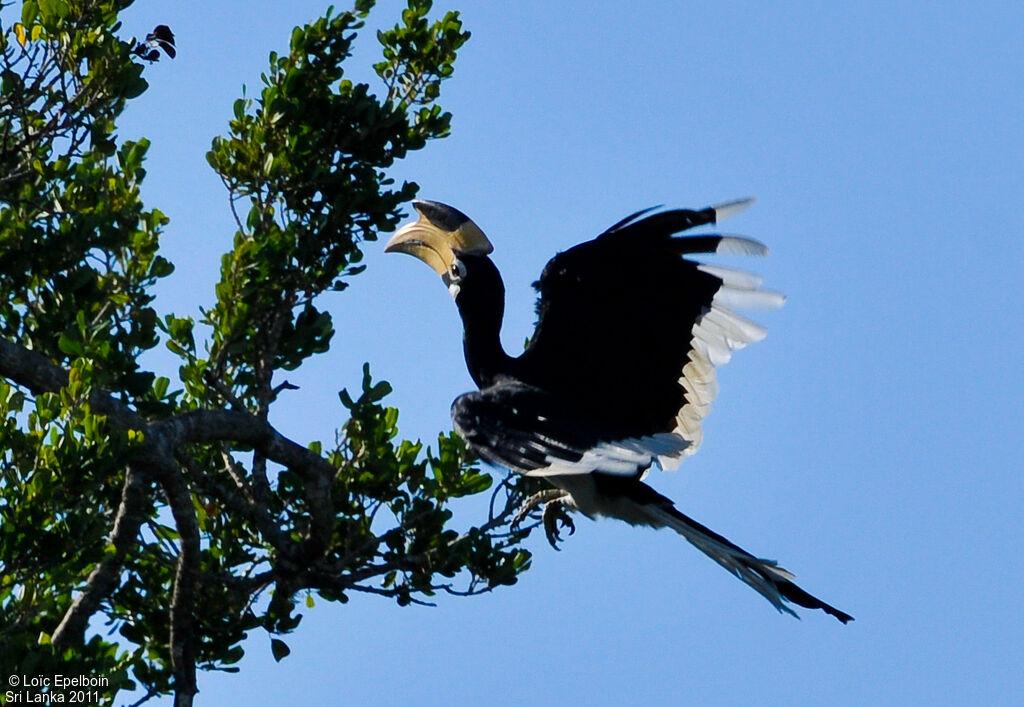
[161,408,336,559]
[126,689,160,707]
[202,369,246,411]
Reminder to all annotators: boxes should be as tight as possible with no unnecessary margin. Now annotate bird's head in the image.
[385,200,493,297]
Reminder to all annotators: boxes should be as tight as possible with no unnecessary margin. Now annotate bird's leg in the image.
[510,488,576,549]
[541,497,575,549]
[511,488,567,528]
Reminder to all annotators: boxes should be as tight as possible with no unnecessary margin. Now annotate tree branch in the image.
[1,336,339,649]
[0,337,144,430]
[0,337,74,395]
[51,464,153,648]
[160,409,336,558]
[181,452,295,555]
[159,462,200,707]
[1,337,337,560]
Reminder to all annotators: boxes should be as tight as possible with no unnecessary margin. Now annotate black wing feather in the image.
[518,208,734,440]
[453,382,612,473]
[451,381,674,477]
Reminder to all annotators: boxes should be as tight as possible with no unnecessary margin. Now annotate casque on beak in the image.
[385,200,493,276]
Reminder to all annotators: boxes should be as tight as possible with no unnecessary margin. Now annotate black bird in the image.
[385,199,852,623]
[134,25,176,61]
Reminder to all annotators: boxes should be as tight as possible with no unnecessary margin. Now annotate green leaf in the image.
[57,334,83,357]
[0,1,527,697]
[271,638,291,662]
[367,380,392,402]
[459,472,492,496]
[21,1,39,25]
[153,377,169,399]
[123,70,149,100]
[339,388,355,409]
[37,0,69,23]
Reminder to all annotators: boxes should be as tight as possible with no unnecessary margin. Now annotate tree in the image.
[0,1,539,704]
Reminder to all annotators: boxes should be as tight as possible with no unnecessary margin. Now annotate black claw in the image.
[544,522,563,549]
[542,501,575,549]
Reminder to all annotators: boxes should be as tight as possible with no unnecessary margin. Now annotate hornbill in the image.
[385,199,853,623]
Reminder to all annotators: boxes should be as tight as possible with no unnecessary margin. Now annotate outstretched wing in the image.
[516,199,783,470]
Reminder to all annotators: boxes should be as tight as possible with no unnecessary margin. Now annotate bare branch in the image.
[51,465,153,648]
[193,451,294,554]
[348,584,436,606]
[160,463,201,706]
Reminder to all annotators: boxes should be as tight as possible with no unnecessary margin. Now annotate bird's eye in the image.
[451,259,468,282]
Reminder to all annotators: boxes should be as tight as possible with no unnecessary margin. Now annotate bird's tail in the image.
[643,503,854,624]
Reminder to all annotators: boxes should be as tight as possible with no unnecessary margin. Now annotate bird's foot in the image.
[511,488,568,528]
[541,498,575,549]
[511,489,576,548]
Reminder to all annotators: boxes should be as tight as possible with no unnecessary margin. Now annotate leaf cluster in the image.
[198,1,466,416]
[1,0,169,396]
[0,2,538,705]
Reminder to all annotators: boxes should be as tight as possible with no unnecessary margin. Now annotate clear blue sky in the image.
[111,1,1023,704]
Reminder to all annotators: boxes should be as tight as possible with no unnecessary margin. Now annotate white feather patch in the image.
[713,285,786,311]
[699,264,784,310]
[661,255,781,468]
[714,235,769,256]
[712,197,756,222]
[702,307,768,346]
[542,220,781,476]
[692,322,734,366]
[525,432,690,478]
[662,348,716,468]
[697,264,764,289]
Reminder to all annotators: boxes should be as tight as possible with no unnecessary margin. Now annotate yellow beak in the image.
[385,200,493,276]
